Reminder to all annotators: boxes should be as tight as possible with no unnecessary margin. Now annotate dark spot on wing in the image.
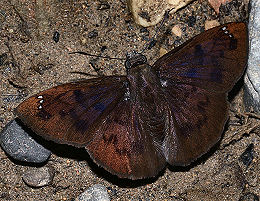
[229,37,237,50]
[196,116,208,130]
[74,90,84,103]
[69,109,89,134]
[184,68,198,78]
[103,133,129,155]
[103,133,118,145]
[74,119,89,133]
[194,44,204,65]
[94,102,106,112]
[55,93,66,100]
[210,68,222,83]
[59,110,67,117]
[219,50,224,57]
[37,108,52,120]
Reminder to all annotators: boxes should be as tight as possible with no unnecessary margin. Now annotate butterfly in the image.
[15,22,248,180]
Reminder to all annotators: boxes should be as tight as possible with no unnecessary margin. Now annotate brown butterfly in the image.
[16,22,248,179]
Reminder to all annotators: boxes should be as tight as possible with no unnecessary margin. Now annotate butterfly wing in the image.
[152,22,248,165]
[163,83,228,165]
[16,76,127,147]
[16,76,166,179]
[154,22,248,93]
[86,95,167,179]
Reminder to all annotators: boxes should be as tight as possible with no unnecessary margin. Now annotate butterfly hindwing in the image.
[86,98,167,179]
[163,82,228,165]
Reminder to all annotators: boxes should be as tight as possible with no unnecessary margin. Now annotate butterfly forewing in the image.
[153,22,247,93]
[16,76,127,147]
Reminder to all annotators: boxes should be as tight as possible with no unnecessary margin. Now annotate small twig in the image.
[244,112,260,119]
[69,51,125,60]
[69,71,101,78]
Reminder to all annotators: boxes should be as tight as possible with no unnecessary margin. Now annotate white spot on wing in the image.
[124,90,130,101]
[222,26,233,38]
[160,79,168,87]
[37,95,44,110]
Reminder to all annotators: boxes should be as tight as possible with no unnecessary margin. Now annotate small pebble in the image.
[0,52,7,66]
[53,31,60,43]
[159,48,168,57]
[76,184,110,201]
[0,119,51,163]
[107,187,117,196]
[239,144,254,167]
[171,25,182,37]
[22,166,55,187]
[187,16,196,27]
[100,46,107,52]
[97,2,110,10]
[88,30,98,38]
[204,20,220,30]
[147,39,157,49]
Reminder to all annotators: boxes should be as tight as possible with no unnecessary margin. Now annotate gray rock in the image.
[22,166,55,187]
[0,119,51,163]
[243,0,260,113]
[76,184,110,201]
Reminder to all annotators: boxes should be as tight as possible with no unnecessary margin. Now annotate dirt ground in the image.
[0,0,259,200]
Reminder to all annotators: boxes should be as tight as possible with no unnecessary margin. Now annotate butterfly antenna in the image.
[69,71,102,78]
[140,8,173,54]
[69,51,125,60]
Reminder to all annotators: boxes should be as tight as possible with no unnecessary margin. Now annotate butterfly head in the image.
[125,51,148,71]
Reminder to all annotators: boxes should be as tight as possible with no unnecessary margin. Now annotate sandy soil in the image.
[0,0,259,200]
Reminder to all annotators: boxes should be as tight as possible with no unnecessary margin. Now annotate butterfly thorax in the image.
[126,59,170,153]
[125,52,160,91]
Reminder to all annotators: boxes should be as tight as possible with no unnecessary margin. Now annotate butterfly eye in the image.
[125,52,147,70]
